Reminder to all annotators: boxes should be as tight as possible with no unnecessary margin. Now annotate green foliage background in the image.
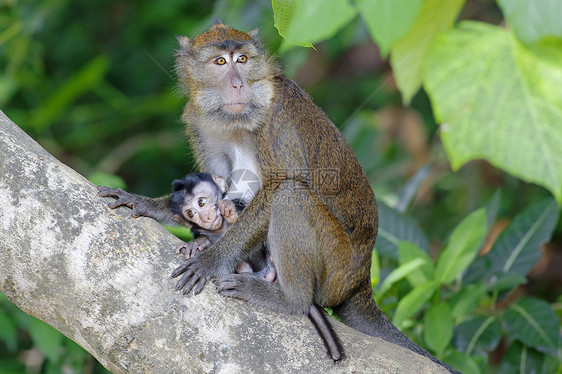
[1,0,561,373]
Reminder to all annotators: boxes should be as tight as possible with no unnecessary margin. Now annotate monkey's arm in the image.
[97,186,176,225]
[172,188,271,294]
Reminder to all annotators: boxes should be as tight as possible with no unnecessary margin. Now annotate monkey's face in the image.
[175,24,276,130]
[182,181,223,231]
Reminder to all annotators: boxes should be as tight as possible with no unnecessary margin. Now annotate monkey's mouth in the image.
[209,214,222,230]
[224,102,247,114]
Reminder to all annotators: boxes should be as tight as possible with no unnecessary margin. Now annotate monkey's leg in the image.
[97,186,175,225]
[216,183,345,360]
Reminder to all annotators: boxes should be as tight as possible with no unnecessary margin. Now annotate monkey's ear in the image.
[173,214,192,228]
[172,179,185,192]
[248,27,259,39]
[175,35,190,58]
[212,174,228,194]
[213,17,224,26]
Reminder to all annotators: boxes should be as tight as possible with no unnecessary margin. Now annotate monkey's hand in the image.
[175,237,210,259]
[97,186,154,218]
[218,199,238,224]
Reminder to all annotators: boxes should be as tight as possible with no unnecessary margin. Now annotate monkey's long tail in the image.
[308,303,343,361]
[333,286,461,373]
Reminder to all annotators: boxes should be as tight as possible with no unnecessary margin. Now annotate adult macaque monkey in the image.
[167,21,458,373]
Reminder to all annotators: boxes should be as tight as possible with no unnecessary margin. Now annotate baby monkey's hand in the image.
[218,199,238,224]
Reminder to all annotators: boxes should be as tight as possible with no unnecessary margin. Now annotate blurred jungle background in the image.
[1,0,561,373]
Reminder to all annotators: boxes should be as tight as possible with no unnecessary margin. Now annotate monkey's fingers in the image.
[97,186,121,197]
[171,261,191,278]
[182,273,208,295]
[192,278,207,295]
[108,199,134,210]
[215,276,251,302]
[175,271,194,291]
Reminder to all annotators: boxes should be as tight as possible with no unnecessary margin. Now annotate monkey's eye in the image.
[186,209,195,219]
[214,57,226,65]
[198,198,207,207]
[237,55,247,63]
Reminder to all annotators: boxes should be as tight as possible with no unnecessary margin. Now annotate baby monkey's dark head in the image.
[175,21,277,130]
[170,173,228,231]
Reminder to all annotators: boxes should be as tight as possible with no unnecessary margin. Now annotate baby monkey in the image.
[169,173,275,282]
[98,173,275,281]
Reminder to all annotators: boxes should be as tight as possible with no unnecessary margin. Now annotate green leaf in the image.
[28,318,63,362]
[443,351,479,374]
[504,297,559,356]
[88,172,127,190]
[395,164,431,213]
[498,342,555,374]
[375,201,429,259]
[435,208,487,284]
[498,0,562,44]
[453,315,502,356]
[376,256,428,298]
[398,241,434,286]
[423,302,453,355]
[390,0,464,103]
[28,56,109,131]
[450,283,487,319]
[272,0,357,49]
[424,21,562,203]
[356,0,423,57]
[370,249,381,287]
[393,280,439,327]
[465,197,559,287]
[164,224,193,243]
[0,309,17,351]
[485,189,502,230]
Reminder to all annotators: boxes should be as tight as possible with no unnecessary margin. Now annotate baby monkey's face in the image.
[183,181,223,231]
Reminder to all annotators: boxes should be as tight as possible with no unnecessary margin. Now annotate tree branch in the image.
[0,111,448,373]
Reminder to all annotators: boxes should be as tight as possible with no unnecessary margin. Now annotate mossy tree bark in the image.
[0,111,448,373]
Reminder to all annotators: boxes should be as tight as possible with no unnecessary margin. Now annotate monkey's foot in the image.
[214,274,261,302]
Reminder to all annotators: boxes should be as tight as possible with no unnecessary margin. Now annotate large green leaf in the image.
[389,0,464,103]
[272,0,356,49]
[28,318,64,363]
[449,283,487,319]
[393,280,439,327]
[453,315,502,356]
[434,208,487,284]
[498,0,562,44]
[356,0,423,57]
[465,196,559,287]
[398,241,434,286]
[498,342,556,374]
[376,256,428,298]
[424,21,562,203]
[423,302,453,356]
[504,297,559,356]
[375,201,429,259]
[443,351,479,374]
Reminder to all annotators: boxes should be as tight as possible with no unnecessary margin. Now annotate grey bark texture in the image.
[0,111,448,373]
